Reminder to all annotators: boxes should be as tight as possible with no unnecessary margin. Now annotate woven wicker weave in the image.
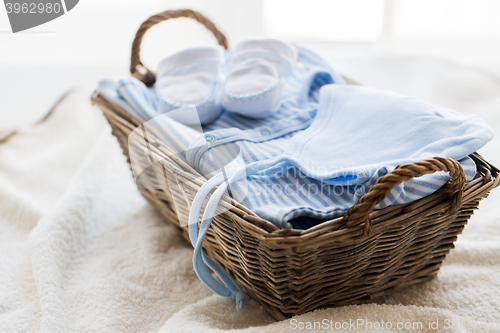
[91,9,500,320]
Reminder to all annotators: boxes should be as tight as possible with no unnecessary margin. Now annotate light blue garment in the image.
[281,84,493,185]
[98,44,492,311]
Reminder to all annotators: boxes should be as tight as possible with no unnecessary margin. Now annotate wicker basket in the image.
[91,9,500,320]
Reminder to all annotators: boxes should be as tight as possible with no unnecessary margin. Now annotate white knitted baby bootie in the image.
[222,39,298,118]
[156,46,225,125]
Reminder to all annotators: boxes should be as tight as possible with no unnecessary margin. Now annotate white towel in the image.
[1,60,500,332]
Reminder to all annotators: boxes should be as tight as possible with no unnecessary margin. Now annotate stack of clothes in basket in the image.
[98,38,493,310]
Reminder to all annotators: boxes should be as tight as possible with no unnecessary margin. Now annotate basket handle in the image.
[343,157,466,236]
[130,9,229,86]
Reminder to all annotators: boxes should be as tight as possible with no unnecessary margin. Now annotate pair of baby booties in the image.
[155,39,298,125]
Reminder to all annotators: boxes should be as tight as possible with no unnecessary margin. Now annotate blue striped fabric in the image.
[98,43,477,230]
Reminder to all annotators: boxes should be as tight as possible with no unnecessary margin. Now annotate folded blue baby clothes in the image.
[190,84,492,230]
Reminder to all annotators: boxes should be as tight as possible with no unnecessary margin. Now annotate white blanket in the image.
[1,58,500,333]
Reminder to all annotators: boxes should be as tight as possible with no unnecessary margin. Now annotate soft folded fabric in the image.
[156,46,225,125]
[222,39,298,118]
[283,84,494,185]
